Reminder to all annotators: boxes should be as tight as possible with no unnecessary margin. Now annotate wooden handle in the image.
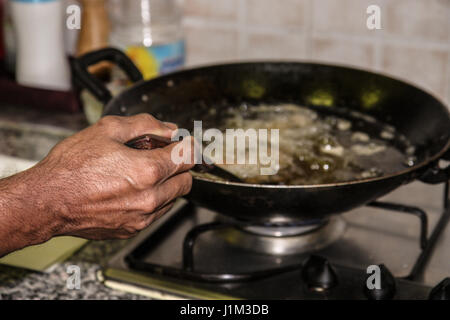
[126,134,173,150]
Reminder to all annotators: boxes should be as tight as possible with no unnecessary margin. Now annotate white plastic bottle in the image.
[108,0,185,80]
[11,0,71,91]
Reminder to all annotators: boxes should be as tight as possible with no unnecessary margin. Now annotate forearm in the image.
[0,165,61,257]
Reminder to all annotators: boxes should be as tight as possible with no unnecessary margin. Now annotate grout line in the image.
[183,16,238,30]
[445,53,450,107]
[184,16,450,53]
[310,32,450,52]
[304,0,313,60]
[373,40,383,71]
[237,0,247,59]
[181,1,450,97]
[372,0,386,71]
[184,14,310,34]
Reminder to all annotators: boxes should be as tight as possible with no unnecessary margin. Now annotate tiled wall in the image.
[180,0,450,107]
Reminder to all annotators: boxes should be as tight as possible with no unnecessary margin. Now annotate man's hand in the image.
[0,114,194,256]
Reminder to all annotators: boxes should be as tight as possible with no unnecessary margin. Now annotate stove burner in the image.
[240,220,327,237]
[105,181,450,299]
[219,217,346,255]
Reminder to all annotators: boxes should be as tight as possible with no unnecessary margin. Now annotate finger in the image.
[123,113,176,141]
[123,201,176,236]
[155,172,192,207]
[100,114,176,142]
[143,201,175,224]
[139,172,192,213]
[153,201,175,220]
[134,137,196,184]
[163,122,178,130]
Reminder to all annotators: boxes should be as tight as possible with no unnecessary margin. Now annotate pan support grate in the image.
[125,181,450,284]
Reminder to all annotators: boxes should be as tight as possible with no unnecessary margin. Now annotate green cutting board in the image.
[0,236,88,272]
[0,156,88,271]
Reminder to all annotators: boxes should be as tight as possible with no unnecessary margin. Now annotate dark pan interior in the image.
[106,62,450,164]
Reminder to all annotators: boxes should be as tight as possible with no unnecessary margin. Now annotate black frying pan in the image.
[72,48,450,225]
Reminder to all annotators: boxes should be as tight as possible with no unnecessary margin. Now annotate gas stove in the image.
[101,181,450,300]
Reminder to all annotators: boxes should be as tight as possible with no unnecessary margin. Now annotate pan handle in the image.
[419,149,450,184]
[71,47,143,105]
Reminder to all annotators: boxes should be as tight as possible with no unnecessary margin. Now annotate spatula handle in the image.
[125,134,173,150]
[125,134,214,173]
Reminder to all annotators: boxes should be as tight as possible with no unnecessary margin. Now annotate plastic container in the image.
[2,0,16,73]
[108,0,185,80]
[11,0,71,91]
[0,0,5,62]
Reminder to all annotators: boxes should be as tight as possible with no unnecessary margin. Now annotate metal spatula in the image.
[126,134,243,183]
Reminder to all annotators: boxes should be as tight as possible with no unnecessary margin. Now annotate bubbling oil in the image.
[209,104,415,185]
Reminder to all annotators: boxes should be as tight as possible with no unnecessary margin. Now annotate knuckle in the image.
[146,162,163,184]
[123,224,140,235]
[110,218,127,232]
[147,157,170,182]
[126,175,148,191]
[97,116,123,135]
[98,115,122,127]
[144,194,159,213]
[126,162,153,190]
[174,156,187,172]
[134,113,156,124]
[118,232,135,239]
[164,121,178,130]
[180,173,193,195]
[130,157,163,187]
[135,219,151,231]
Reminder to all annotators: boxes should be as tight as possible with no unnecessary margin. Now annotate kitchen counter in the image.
[0,239,147,299]
[0,104,89,132]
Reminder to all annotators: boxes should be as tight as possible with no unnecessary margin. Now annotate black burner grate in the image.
[125,181,450,284]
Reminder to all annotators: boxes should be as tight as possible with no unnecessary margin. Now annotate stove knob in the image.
[429,278,450,300]
[302,255,338,291]
[364,264,396,300]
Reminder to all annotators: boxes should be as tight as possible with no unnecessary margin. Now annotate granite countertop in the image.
[0,105,147,300]
[0,240,148,300]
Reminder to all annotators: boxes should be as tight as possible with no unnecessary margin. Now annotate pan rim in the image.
[104,61,450,189]
[191,139,449,189]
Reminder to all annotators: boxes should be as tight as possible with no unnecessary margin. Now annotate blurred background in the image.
[0,0,449,118]
[181,0,449,107]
